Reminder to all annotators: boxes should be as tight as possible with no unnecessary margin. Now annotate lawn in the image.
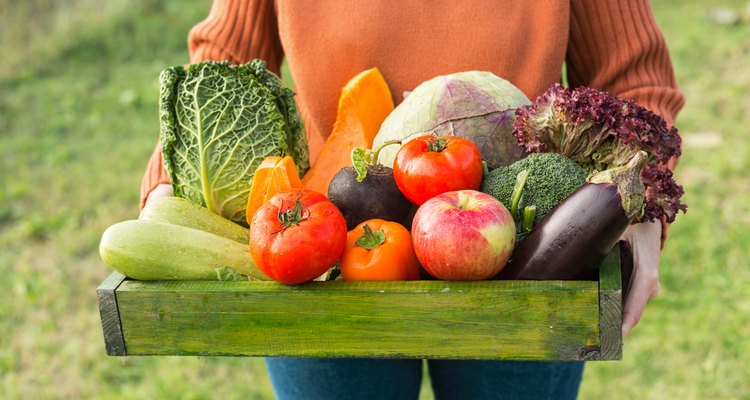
[1,0,748,399]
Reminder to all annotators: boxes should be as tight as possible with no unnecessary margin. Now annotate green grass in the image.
[1,0,749,398]
[580,2,750,399]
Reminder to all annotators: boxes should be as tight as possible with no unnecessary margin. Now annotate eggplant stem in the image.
[588,150,648,221]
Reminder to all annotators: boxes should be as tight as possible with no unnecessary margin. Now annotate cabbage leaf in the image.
[159,60,308,226]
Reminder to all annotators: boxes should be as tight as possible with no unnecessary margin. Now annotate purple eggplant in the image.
[502,151,648,280]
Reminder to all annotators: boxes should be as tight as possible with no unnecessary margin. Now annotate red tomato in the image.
[393,134,484,205]
[249,190,347,284]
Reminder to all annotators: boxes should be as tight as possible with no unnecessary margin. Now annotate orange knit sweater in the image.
[141,0,684,213]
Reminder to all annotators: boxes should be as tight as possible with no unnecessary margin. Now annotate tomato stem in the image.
[356,224,386,250]
[426,134,448,152]
[275,191,311,232]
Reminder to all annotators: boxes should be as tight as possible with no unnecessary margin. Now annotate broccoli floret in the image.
[481,152,587,226]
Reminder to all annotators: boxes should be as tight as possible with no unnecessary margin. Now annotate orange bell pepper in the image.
[246,156,302,226]
[340,219,421,281]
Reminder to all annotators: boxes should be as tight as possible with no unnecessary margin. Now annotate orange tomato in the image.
[340,219,421,281]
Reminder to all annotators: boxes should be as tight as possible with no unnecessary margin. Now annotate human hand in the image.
[140,183,173,216]
[619,220,662,338]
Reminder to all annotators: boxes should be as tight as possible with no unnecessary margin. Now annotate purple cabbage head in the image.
[373,71,531,168]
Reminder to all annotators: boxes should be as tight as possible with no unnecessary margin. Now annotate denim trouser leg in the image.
[264,358,584,400]
[428,360,584,400]
[264,358,423,400]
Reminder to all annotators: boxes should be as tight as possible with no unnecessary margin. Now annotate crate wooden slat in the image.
[97,248,622,360]
[596,248,623,360]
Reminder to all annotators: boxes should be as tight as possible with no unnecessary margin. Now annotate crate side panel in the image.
[96,272,127,356]
[116,280,600,360]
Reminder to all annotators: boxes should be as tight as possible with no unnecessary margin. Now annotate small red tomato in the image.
[249,190,347,284]
[393,134,483,205]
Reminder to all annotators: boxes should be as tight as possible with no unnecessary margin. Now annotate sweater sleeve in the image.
[139,0,284,208]
[566,0,684,127]
[188,0,284,74]
[566,0,685,246]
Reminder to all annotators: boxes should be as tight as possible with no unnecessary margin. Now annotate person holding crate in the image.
[141,1,683,398]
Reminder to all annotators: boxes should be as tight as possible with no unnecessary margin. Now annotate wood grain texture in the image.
[96,272,127,356]
[596,247,623,360]
[114,279,601,360]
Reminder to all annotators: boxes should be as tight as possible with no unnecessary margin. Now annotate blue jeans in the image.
[265,358,584,400]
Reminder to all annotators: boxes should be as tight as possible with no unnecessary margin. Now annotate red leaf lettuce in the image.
[513,84,686,223]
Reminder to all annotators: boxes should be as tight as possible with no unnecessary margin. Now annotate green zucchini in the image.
[99,219,268,281]
[139,196,248,243]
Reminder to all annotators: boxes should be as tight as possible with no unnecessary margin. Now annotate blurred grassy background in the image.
[1,0,748,399]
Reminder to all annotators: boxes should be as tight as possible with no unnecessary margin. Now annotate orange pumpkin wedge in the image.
[302,67,394,194]
[246,156,302,225]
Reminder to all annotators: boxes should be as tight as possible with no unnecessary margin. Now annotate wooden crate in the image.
[97,248,622,361]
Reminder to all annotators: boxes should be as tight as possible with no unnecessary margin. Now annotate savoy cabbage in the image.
[159,60,309,226]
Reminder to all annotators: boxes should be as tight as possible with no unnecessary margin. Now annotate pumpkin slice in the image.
[302,67,394,194]
[246,156,302,225]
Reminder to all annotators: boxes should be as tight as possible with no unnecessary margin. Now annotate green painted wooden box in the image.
[97,248,622,361]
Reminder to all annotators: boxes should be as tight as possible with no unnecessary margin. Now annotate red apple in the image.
[411,190,515,280]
